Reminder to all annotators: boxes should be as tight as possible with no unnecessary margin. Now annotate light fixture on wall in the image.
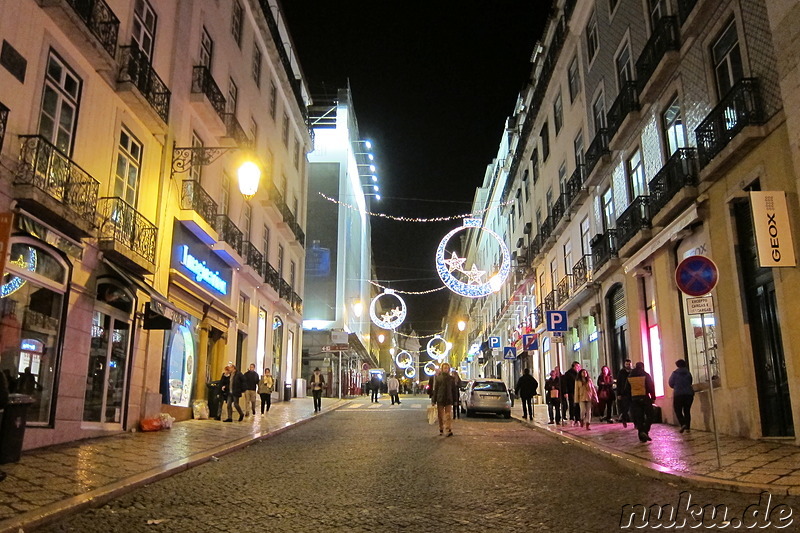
[171,143,262,199]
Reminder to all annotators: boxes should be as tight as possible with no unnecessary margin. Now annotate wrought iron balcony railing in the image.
[63,0,119,58]
[222,113,252,148]
[585,128,610,177]
[636,16,679,92]
[551,194,567,229]
[118,44,170,123]
[16,135,100,226]
[648,148,698,217]
[695,78,764,169]
[544,291,556,311]
[533,304,545,328]
[572,254,593,290]
[278,200,295,227]
[291,292,303,315]
[616,196,651,249]
[290,221,305,247]
[677,0,698,25]
[529,234,542,258]
[564,164,586,209]
[264,262,280,292]
[214,214,243,257]
[606,81,640,141]
[279,279,292,302]
[181,180,217,228]
[563,0,577,22]
[98,197,157,264]
[591,230,618,270]
[191,66,226,120]
[242,241,264,275]
[556,275,572,306]
[540,216,553,242]
[0,102,9,154]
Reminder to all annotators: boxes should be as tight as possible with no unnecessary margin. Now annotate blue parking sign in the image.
[489,336,501,349]
[546,310,568,331]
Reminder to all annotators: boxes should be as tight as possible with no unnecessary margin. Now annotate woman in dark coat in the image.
[597,365,616,423]
[544,368,562,425]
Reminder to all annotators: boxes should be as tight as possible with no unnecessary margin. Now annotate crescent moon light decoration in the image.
[369,288,407,330]
[435,218,511,298]
[404,366,416,378]
[426,334,452,361]
[394,350,413,369]
[423,361,438,376]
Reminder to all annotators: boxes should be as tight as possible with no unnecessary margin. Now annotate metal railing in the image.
[214,214,243,256]
[118,44,170,123]
[636,16,679,92]
[0,102,9,154]
[243,241,264,275]
[64,0,119,58]
[291,292,303,315]
[98,197,157,264]
[648,148,698,217]
[551,194,566,228]
[572,254,593,290]
[563,0,577,22]
[556,275,572,306]
[695,78,764,169]
[529,234,542,258]
[616,196,651,249]
[606,81,640,141]
[591,230,618,270]
[264,262,280,292]
[16,135,100,226]
[290,220,305,247]
[677,0,698,25]
[222,113,251,148]
[540,216,553,242]
[544,291,555,311]
[533,304,545,328]
[585,128,610,177]
[564,164,586,209]
[279,279,292,301]
[191,66,226,120]
[181,180,217,228]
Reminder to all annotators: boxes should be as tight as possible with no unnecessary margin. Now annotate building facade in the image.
[0,0,309,449]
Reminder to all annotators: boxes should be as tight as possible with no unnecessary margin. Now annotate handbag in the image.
[427,405,437,425]
[549,389,559,398]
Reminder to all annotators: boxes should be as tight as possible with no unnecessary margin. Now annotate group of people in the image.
[542,359,694,443]
[217,364,275,422]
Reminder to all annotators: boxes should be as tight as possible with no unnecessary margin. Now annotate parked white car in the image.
[463,379,512,418]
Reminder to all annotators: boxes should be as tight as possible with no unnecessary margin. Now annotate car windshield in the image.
[473,381,506,392]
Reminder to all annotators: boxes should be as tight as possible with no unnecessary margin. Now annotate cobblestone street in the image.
[33,398,800,532]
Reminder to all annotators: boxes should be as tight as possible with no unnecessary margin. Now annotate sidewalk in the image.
[515,404,800,496]
[0,397,347,533]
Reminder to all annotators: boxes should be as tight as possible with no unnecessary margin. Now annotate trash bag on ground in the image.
[159,413,176,429]
[140,418,163,432]
[192,400,210,420]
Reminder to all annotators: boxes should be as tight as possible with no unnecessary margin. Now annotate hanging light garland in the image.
[369,289,407,330]
[367,279,446,295]
[394,329,444,340]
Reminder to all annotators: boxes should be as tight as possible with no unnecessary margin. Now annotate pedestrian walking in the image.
[451,369,462,419]
[573,369,598,430]
[616,359,633,428]
[223,364,245,422]
[628,362,656,442]
[432,362,456,436]
[370,374,381,403]
[597,365,615,423]
[515,368,538,420]
[217,365,231,421]
[310,367,325,412]
[387,374,401,405]
[243,364,259,416]
[668,359,694,433]
[259,368,275,413]
[562,361,581,425]
[544,369,562,425]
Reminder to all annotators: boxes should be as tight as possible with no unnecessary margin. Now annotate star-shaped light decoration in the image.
[443,252,467,273]
[381,310,397,323]
[465,264,486,285]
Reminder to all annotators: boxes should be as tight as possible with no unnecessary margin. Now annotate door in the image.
[84,309,131,424]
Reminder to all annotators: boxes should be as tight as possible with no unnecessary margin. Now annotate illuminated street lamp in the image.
[237,161,261,199]
[171,144,262,198]
[457,320,467,332]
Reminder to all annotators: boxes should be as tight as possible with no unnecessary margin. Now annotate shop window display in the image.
[161,316,198,407]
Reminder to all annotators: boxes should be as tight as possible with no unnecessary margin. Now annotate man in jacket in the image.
[668,359,694,433]
[616,359,633,427]
[433,362,456,436]
[515,368,539,420]
[387,374,400,405]
[224,364,245,422]
[544,369,562,425]
[369,374,382,403]
[310,367,325,412]
[562,361,581,425]
[243,364,259,417]
[628,362,656,442]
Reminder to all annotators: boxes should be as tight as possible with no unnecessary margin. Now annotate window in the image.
[546,187,553,214]
[282,113,290,147]
[38,52,81,154]
[523,170,530,201]
[191,132,203,183]
[277,244,284,278]
[574,132,584,166]
[531,149,539,183]
[567,55,581,102]
[114,128,142,206]
[241,202,252,242]
[231,1,243,46]
[199,27,213,69]
[132,0,156,59]
[564,241,573,277]
[292,196,299,220]
[227,78,238,114]
[602,187,615,230]
[540,123,550,161]
[586,13,599,61]
[712,19,743,98]
[262,225,270,262]
[558,161,568,192]
[269,81,277,120]
[615,42,633,88]
[580,216,591,255]
[289,261,296,288]
[592,92,606,134]
[250,117,258,147]
[221,172,231,215]
[627,148,647,199]
[648,0,668,32]
[549,258,558,291]
[293,136,300,169]
[239,294,249,325]
[252,44,262,87]
[553,92,563,135]
[662,97,686,156]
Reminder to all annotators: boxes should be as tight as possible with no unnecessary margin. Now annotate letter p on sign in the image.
[546,310,568,332]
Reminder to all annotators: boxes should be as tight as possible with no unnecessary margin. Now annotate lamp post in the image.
[171,144,262,199]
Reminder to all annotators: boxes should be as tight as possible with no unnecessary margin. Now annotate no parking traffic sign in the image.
[675,255,718,296]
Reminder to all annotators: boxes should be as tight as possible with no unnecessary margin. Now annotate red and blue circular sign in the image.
[675,255,718,296]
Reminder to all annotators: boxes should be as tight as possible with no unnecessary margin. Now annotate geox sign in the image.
[750,191,796,267]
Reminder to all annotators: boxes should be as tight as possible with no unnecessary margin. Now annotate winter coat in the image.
[597,373,615,400]
[433,373,456,406]
[562,368,578,397]
[258,374,275,394]
[387,376,400,393]
[627,367,655,401]
[229,371,245,397]
[515,374,539,399]
[668,367,694,396]
[544,376,561,401]
[616,367,631,397]
[219,372,231,399]
[574,378,597,403]
[243,370,259,391]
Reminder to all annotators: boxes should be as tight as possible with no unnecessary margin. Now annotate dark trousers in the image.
[599,394,615,420]
[568,396,580,421]
[226,394,243,420]
[617,395,631,423]
[520,396,533,418]
[371,388,379,402]
[673,394,694,428]
[560,396,569,420]
[259,392,272,413]
[312,389,322,411]
[547,397,561,423]
[452,401,459,418]
[390,392,400,404]
[631,396,655,434]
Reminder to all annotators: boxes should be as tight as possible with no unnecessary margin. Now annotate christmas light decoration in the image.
[368,280,445,295]
[404,366,416,378]
[394,350,413,369]
[423,361,438,376]
[426,334,451,360]
[435,218,511,298]
[1,246,37,298]
[369,289,407,330]
[394,329,444,340]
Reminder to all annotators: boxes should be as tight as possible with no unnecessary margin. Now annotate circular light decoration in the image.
[1,246,37,298]
[435,218,511,298]
[404,366,416,378]
[369,288,407,330]
[394,350,413,369]
[426,334,452,361]
[423,361,438,376]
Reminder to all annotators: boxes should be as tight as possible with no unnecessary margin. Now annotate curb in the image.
[513,415,793,496]
[0,400,350,533]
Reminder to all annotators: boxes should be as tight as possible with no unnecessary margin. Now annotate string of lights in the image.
[394,330,444,339]
[318,192,512,222]
[368,279,446,295]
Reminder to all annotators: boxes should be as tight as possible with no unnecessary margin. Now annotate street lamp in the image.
[457,320,467,332]
[352,300,364,318]
[171,144,261,199]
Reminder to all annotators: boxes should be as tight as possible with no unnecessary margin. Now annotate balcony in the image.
[591,230,619,281]
[279,279,292,302]
[264,262,280,293]
[179,180,218,244]
[533,304,545,330]
[97,197,157,275]
[221,113,251,148]
[190,66,226,134]
[551,194,569,235]
[544,291,556,312]
[584,129,610,187]
[677,0,698,25]
[572,255,593,291]
[695,78,765,178]
[564,164,587,212]
[529,234,542,261]
[289,220,305,248]
[636,16,680,103]
[607,82,640,149]
[291,291,303,315]
[556,275,572,307]
[117,44,170,132]
[212,214,243,266]
[677,0,716,40]
[649,148,699,227]
[14,135,99,238]
[261,180,285,222]
[616,196,652,257]
[540,216,553,245]
[39,0,119,73]
[0,102,7,152]
[242,241,264,277]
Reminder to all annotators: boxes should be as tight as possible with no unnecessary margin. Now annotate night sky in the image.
[283,1,551,333]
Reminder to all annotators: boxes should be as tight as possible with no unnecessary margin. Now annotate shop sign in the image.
[750,191,796,267]
[179,245,228,295]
